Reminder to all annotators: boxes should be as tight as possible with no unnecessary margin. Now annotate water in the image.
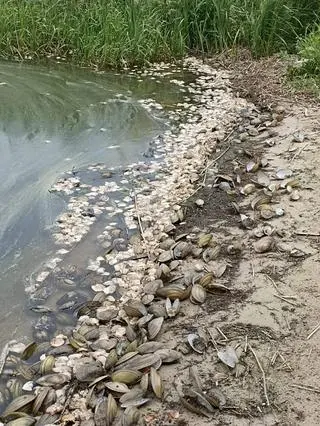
[0,60,185,350]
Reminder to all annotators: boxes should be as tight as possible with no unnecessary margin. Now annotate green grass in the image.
[0,0,319,67]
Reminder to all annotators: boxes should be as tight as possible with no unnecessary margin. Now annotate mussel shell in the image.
[148,317,164,340]
[105,349,118,370]
[35,413,59,426]
[32,387,50,415]
[156,285,190,301]
[198,273,213,288]
[190,285,206,304]
[21,343,37,361]
[36,373,69,388]
[137,342,164,354]
[105,382,130,394]
[198,234,212,248]
[150,367,163,399]
[2,394,36,417]
[173,242,191,259]
[157,251,173,263]
[7,379,23,399]
[6,417,36,426]
[115,354,160,372]
[111,370,142,385]
[154,349,181,363]
[123,301,147,318]
[116,351,139,367]
[40,355,55,375]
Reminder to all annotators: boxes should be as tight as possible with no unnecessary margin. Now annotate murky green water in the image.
[0,61,185,350]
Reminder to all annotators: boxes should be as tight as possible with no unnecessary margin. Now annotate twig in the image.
[201,143,231,174]
[207,328,219,351]
[248,343,270,406]
[290,384,320,394]
[251,262,255,278]
[295,231,320,237]
[273,294,298,306]
[265,274,281,295]
[290,142,310,162]
[134,193,151,260]
[216,326,228,341]
[307,322,320,340]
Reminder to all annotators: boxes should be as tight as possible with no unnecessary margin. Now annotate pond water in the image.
[0,61,186,351]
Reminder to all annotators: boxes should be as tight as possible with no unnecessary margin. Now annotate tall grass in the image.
[0,0,319,67]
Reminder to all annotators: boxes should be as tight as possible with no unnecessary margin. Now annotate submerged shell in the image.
[148,317,164,340]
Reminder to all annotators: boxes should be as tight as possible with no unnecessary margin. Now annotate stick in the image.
[307,322,320,340]
[273,294,298,306]
[265,274,281,294]
[248,343,270,406]
[290,384,320,394]
[201,144,231,174]
[291,142,310,162]
[216,326,228,341]
[134,193,151,260]
[295,231,320,237]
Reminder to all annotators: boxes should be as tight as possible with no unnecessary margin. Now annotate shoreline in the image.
[1,55,318,425]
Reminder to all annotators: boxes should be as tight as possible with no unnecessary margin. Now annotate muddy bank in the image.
[1,56,319,426]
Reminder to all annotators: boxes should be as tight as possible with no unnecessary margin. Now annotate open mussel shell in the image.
[6,416,36,426]
[150,367,163,399]
[111,370,142,385]
[106,394,118,426]
[148,317,164,340]
[2,394,36,417]
[187,334,206,354]
[7,379,23,399]
[190,285,206,304]
[165,298,180,318]
[123,300,147,318]
[156,285,191,301]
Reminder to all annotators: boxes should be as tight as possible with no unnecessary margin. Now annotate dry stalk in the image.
[307,322,320,340]
[134,193,151,260]
[248,343,270,406]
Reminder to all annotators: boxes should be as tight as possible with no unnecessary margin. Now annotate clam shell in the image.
[198,234,212,248]
[119,388,148,408]
[260,205,275,219]
[123,300,147,318]
[137,341,164,354]
[199,273,213,288]
[137,313,154,328]
[21,342,37,361]
[36,373,69,388]
[140,373,149,392]
[190,285,206,304]
[40,388,56,412]
[74,359,104,382]
[2,394,36,417]
[241,183,256,195]
[105,349,118,370]
[106,394,118,426]
[105,382,130,394]
[173,242,191,259]
[202,246,220,262]
[253,236,275,253]
[148,304,167,318]
[148,317,164,340]
[6,417,36,426]
[158,251,172,263]
[205,387,227,408]
[290,190,300,201]
[156,285,190,301]
[251,194,272,210]
[159,263,171,278]
[144,279,163,295]
[32,387,50,415]
[187,334,206,354]
[116,352,139,367]
[122,406,142,425]
[159,238,175,250]
[165,298,180,317]
[40,355,55,375]
[154,349,181,363]
[217,346,238,368]
[111,370,142,385]
[150,367,163,399]
[125,324,137,342]
[115,354,160,372]
[141,294,154,305]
